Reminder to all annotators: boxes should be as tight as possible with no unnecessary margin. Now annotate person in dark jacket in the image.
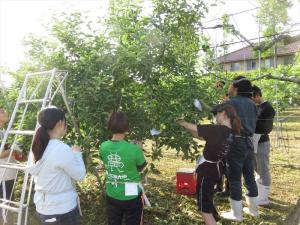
[221,76,259,222]
[252,85,275,206]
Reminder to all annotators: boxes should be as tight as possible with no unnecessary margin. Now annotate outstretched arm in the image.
[176,119,202,139]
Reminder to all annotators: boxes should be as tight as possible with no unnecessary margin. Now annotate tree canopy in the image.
[15,0,219,162]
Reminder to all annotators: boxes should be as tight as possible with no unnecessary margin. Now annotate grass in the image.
[16,108,300,225]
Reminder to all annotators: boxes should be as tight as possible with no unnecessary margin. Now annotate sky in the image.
[0,0,299,74]
[205,0,300,53]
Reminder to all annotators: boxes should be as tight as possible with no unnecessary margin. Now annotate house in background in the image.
[217,34,300,72]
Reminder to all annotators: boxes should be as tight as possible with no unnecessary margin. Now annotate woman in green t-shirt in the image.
[99,111,147,225]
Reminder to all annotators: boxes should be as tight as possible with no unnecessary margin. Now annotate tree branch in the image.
[253,34,286,52]
[251,73,300,84]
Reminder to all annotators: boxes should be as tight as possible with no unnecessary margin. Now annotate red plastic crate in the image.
[176,168,197,195]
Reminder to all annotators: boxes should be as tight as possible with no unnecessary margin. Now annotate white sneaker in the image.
[221,198,243,222]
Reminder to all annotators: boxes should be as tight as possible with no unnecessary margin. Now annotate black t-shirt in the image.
[255,101,275,143]
[196,124,233,180]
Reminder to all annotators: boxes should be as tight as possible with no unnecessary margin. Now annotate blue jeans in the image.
[36,207,80,225]
[227,136,258,201]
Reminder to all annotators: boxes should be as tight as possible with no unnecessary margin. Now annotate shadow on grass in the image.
[270,163,300,171]
[79,160,299,224]
[214,195,296,225]
[23,171,299,225]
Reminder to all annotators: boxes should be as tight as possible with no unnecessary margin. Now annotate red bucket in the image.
[176,168,197,195]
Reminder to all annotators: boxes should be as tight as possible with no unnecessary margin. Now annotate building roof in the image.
[277,40,300,56]
[218,37,300,64]
[218,46,255,63]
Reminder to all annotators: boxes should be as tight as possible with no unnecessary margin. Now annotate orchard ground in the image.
[23,107,300,225]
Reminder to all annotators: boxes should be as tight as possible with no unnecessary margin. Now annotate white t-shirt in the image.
[27,139,86,215]
[0,129,17,181]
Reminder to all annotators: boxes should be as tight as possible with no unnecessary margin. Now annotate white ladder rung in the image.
[19,99,46,104]
[8,130,35,136]
[0,200,27,213]
[27,69,67,77]
[27,70,53,77]
[0,204,19,212]
[0,162,27,171]
[0,198,27,207]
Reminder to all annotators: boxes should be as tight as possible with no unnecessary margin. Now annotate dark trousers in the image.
[196,175,219,219]
[106,194,144,225]
[0,179,14,200]
[36,207,80,225]
[227,136,258,201]
[0,180,15,223]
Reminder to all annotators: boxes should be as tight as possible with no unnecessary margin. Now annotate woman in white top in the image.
[28,107,86,225]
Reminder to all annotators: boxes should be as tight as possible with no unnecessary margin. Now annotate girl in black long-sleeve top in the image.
[177,104,241,225]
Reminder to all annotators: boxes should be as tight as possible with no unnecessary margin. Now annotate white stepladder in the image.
[0,68,77,225]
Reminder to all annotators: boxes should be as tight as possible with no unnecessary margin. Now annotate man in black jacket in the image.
[252,85,275,206]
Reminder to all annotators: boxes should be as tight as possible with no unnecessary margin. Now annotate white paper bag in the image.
[125,182,138,196]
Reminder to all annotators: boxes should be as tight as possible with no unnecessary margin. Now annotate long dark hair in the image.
[32,107,66,162]
[218,104,241,135]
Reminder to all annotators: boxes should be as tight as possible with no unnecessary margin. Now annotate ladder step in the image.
[27,70,53,77]
[0,162,27,171]
[9,130,35,136]
[0,203,19,212]
[27,69,67,77]
[19,99,46,104]
[0,199,27,212]
[0,198,27,207]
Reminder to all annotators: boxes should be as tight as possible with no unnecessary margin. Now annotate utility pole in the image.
[258,18,262,85]
[274,43,280,148]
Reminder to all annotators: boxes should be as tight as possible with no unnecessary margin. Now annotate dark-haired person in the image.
[99,111,147,225]
[215,80,229,103]
[0,108,18,223]
[252,85,275,206]
[221,76,259,222]
[0,108,25,214]
[213,83,230,196]
[28,107,86,225]
[211,106,230,197]
[0,108,17,202]
[177,104,240,225]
